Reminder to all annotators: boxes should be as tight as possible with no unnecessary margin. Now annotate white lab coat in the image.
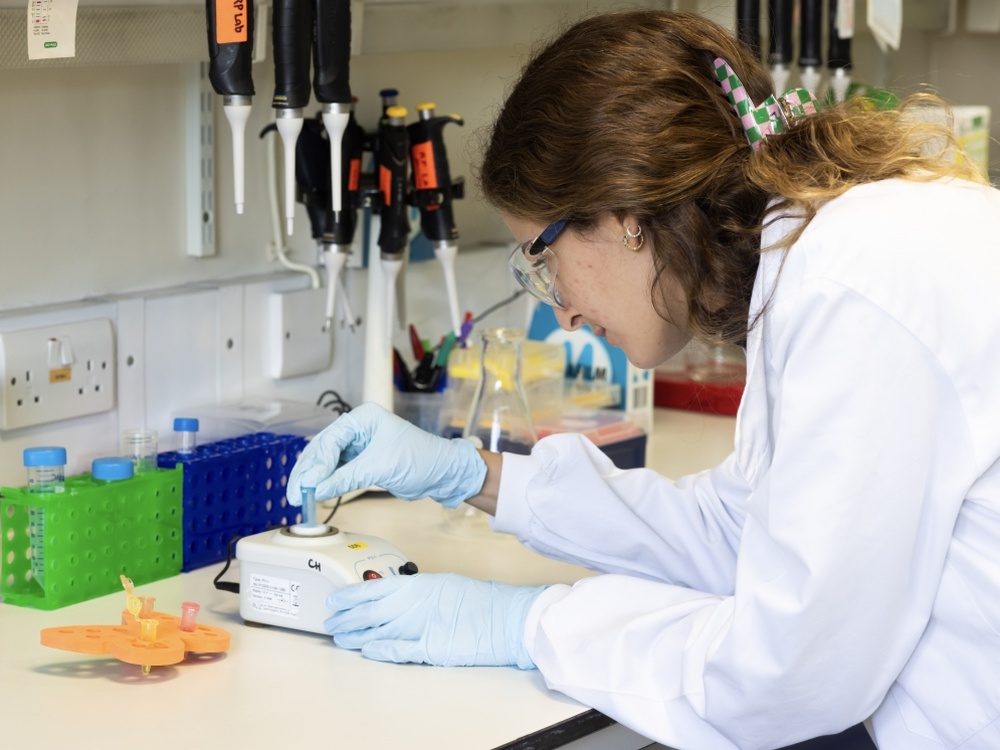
[493,178,1000,750]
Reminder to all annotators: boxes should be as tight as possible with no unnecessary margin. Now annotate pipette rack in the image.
[1,467,183,610]
[158,432,308,572]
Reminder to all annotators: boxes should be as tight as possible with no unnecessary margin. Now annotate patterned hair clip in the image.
[713,57,820,151]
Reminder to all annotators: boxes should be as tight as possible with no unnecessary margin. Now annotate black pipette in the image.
[798,0,823,95]
[313,0,353,215]
[828,0,853,103]
[294,106,365,329]
[376,105,411,344]
[272,0,314,236]
[736,0,761,60]
[205,0,255,214]
[408,102,465,334]
[767,0,793,93]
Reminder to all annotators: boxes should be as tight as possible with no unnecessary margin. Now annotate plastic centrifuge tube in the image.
[302,487,318,525]
[174,417,200,455]
[91,457,134,484]
[23,446,67,591]
[180,601,201,632]
[290,487,327,536]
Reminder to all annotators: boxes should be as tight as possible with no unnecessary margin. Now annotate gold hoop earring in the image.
[622,225,644,251]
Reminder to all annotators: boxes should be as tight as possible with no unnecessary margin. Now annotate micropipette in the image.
[314,0,353,215]
[828,0,853,103]
[798,0,823,95]
[767,0,793,94]
[323,103,365,329]
[295,108,362,329]
[205,0,255,214]
[377,105,411,345]
[272,0,314,236]
[408,102,466,335]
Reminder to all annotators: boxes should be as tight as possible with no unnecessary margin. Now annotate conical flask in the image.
[444,328,537,534]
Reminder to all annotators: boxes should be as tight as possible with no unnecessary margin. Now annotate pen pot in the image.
[444,328,537,535]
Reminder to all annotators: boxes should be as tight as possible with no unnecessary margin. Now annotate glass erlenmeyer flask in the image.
[444,328,537,534]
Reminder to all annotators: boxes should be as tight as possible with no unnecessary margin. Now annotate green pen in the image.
[435,330,457,369]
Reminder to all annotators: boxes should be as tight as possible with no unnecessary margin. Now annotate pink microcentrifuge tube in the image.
[180,601,201,632]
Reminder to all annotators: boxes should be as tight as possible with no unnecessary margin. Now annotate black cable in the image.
[213,532,244,593]
[473,288,527,324]
[316,389,352,415]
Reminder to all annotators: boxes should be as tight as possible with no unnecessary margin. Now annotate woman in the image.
[287,10,1000,750]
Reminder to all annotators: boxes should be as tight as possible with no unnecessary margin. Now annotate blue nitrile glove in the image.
[287,402,487,508]
[326,573,547,669]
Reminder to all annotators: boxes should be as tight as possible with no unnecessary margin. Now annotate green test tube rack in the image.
[1,466,183,610]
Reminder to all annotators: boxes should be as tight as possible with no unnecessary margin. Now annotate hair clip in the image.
[713,57,820,151]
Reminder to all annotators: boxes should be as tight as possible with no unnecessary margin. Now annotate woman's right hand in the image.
[286,402,488,509]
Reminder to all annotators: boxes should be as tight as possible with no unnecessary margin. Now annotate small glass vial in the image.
[446,328,538,535]
[92,456,135,484]
[173,417,199,455]
[23,446,67,591]
[121,428,158,474]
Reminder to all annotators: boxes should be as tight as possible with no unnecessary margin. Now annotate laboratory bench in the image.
[0,408,736,750]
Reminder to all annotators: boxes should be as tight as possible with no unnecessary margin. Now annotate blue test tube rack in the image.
[158,432,308,571]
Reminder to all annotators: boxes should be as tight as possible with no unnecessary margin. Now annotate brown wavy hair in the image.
[478,10,982,345]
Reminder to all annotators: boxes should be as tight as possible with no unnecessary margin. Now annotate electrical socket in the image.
[0,319,116,430]
[268,288,333,379]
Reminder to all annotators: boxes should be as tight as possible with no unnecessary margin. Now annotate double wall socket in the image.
[0,318,116,430]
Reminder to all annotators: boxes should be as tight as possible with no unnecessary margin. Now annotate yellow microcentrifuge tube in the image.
[139,618,159,675]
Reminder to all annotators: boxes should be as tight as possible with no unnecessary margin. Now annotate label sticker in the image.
[248,573,301,618]
[347,542,368,550]
[27,0,78,61]
[411,142,439,190]
[49,367,71,383]
[215,0,249,45]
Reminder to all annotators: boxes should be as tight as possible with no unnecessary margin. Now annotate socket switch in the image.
[0,318,116,430]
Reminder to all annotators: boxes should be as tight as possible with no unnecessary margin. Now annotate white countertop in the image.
[0,408,736,749]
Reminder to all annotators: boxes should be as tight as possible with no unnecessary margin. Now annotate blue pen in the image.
[457,317,474,347]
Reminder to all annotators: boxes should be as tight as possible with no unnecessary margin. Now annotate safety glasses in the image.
[507,219,569,309]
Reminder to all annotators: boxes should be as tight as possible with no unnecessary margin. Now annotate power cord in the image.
[317,389,352,416]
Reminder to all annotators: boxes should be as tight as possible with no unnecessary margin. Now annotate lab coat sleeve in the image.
[494,437,751,595]
[516,281,975,750]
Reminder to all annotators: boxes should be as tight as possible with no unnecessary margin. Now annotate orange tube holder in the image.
[40,576,230,673]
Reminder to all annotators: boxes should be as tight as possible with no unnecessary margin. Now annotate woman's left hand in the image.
[325,573,547,669]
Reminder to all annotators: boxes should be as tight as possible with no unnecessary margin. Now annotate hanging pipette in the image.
[408,102,465,335]
[322,104,365,329]
[735,0,761,60]
[767,0,793,94]
[296,105,365,330]
[314,0,352,214]
[377,105,411,345]
[205,0,255,214]
[828,0,853,103]
[798,0,823,95]
[272,0,314,236]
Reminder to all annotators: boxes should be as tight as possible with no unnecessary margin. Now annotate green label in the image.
[43,41,57,48]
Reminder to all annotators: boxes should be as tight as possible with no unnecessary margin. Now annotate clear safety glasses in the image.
[507,219,569,309]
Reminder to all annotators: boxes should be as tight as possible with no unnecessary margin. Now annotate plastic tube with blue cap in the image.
[174,417,200,455]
